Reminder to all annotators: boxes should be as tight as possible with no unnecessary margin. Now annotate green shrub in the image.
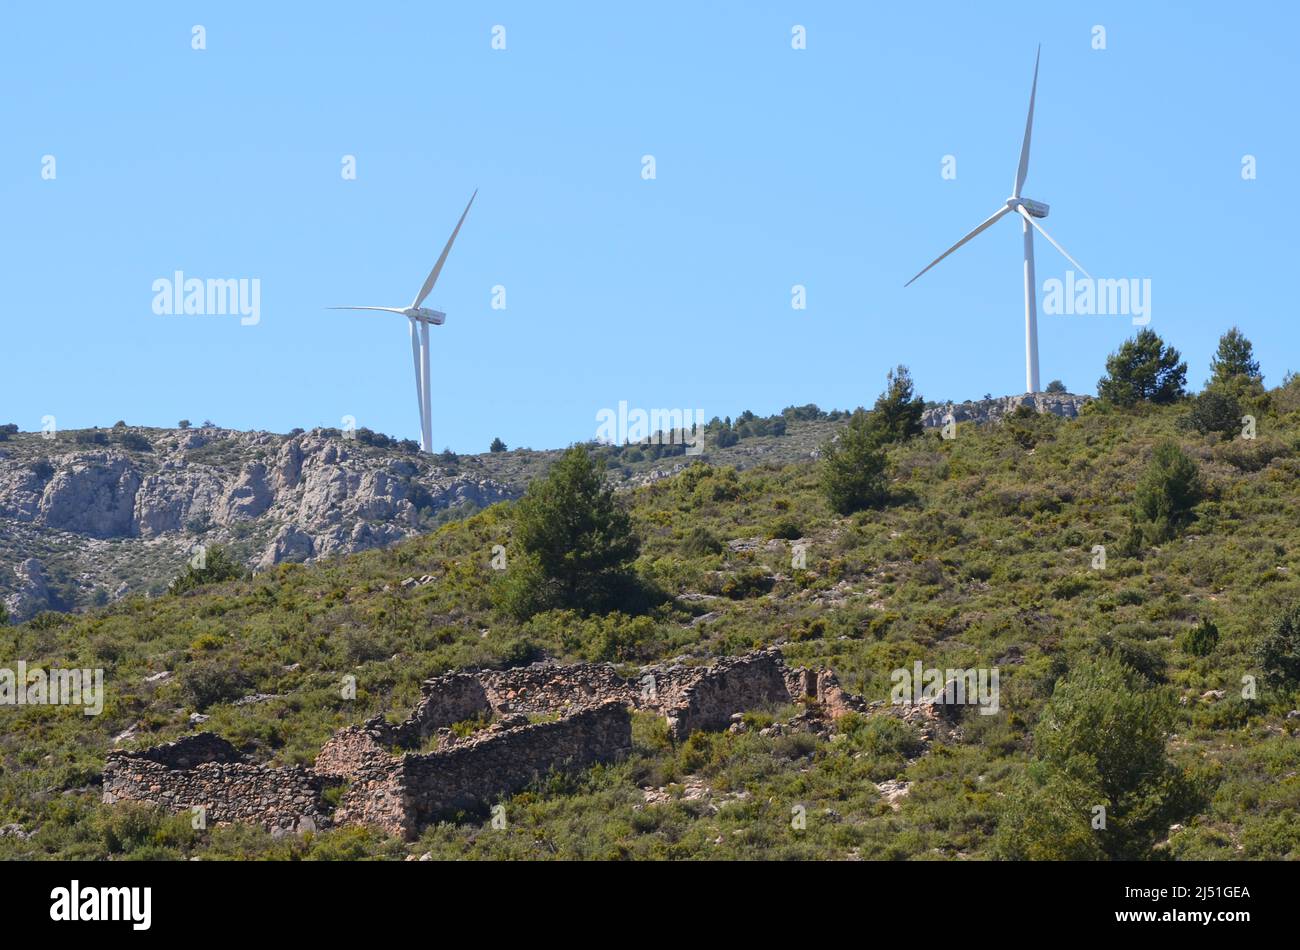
[765,516,802,541]
[681,526,722,557]
[1210,327,1262,389]
[1131,440,1201,544]
[866,365,925,444]
[168,545,247,595]
[819,411,888,515]
[1183,618,1220,658]
[715,568,774,600]
[178,659,253,710]
[1184,387,1241,438]
[115,431,153,452]
[993,760,1107,860]
[1255,603,1300,691]
[1026,656,1199,859]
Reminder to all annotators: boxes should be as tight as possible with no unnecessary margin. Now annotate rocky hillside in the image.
[0,427,516,620]
[0,395,1089,621]
[3,389,1299,861]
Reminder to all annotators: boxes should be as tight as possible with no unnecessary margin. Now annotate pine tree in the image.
[1097,330,1187,406]
[867,365,925,444]
[495,446,641,618]
[820,411,889,514]
[1209,326,1261,387]
[1131,440,1201,543]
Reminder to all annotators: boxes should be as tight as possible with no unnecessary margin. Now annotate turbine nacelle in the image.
[407,307,445,325]
[1009,197,1049,219]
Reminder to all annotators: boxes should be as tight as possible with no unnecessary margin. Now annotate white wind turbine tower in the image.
[905,46,1089,394]
[330,190,476,452]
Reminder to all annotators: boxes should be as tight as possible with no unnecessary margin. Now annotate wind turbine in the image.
[330,190,476,452]
[905,46,1089,394]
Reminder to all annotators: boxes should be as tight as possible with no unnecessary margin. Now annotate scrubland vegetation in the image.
[3,330,1300,860]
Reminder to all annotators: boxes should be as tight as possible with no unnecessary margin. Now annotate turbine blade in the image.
[1015,206,1090,277]
[904,206,1011,287]
[1012,45,1040,198]
[327,306,409,314]
[411,190,477,309]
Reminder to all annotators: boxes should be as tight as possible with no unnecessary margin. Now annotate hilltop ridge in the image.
[0,392,1082,620]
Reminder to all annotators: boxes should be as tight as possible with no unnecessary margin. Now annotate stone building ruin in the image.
[104,648,874,840]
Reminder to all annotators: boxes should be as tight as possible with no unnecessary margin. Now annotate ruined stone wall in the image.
[103,649,874,840]
[389,672,492,746]
[313,719,393,780]
[328,759,412,838]
[332,701,632,839]
[402,700,632,833]
[811,669,868,719]
[662,650,799,739]
[117,732,244,769]
[103,742,329,834]
[478,663,638,715]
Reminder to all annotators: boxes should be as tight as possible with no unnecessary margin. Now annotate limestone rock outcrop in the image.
[3,557,51,623]
[921,392,1092,428]
[0,427,517,612]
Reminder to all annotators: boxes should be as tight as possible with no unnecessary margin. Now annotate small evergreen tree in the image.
[1045,379,1067,394]
[1184,387,1241,438]
[1183,618,1220,658]
[489,437,507,453]
[1255,604,1300,691]
[494,446,642,618]
[820,411,888,515]
[168,546,247,595]
[1131,440,1201,544]
[997,657,1199,860]
[1210,327,1262,388]
[867,365,925,444]
[1097,330,1187,406]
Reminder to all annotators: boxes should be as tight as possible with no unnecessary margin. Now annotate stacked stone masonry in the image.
[102,734,330,835]
[103,648,879,840]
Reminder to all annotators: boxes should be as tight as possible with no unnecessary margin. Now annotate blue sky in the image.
[2,2,1295,452]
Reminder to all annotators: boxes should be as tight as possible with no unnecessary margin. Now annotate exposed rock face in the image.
[39,454,141,537]
[0,427,518,612]
[3,558,51,623]
[922,392,1092,428]
[134,465,227,536]
[257,525,315,569]
[223,462,273,522]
